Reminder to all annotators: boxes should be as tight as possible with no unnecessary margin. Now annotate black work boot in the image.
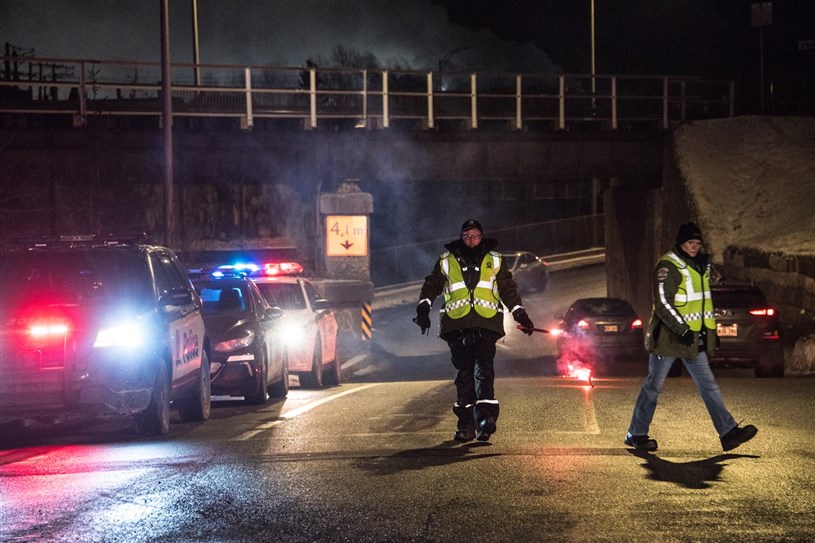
[454,427,476,441]
[476,417,496,441]
[453,402,475,442]
[720,424,758,451]
[624,432,658,451]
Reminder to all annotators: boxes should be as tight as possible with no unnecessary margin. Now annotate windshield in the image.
[0,249,153,309]
[711,288,767,309]
[571,299,634,317]
[255,283,305,310]
[197,283,249,315]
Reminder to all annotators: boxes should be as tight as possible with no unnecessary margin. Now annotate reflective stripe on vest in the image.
[661,251,716,330]
[440,251,503,319]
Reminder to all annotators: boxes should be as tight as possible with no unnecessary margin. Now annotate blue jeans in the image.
[628,351,737,438]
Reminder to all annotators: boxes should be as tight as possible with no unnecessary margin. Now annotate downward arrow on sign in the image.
[341,241,354,249]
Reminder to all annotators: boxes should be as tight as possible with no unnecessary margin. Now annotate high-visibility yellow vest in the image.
[439,251,503,319]
[662,251,716,330]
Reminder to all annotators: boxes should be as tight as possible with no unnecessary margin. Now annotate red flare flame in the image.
[566,362,592,382]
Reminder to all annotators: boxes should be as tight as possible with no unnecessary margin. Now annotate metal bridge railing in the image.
[1,55,734,130]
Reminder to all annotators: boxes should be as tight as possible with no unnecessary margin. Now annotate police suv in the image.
[0,234,211,436]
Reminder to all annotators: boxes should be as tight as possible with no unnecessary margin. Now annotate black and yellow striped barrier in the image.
[361,302,372,341]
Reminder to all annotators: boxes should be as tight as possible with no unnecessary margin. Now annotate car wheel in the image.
[178,350,212,422]
[268,352,289,399]
[755,356,784,378]
[245,349,268,405]
[136,361,171,436]
[299,335,323,389]
[324,337,342,387]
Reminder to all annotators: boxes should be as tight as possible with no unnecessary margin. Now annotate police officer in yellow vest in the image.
[625,222,758,452]
[415,219,535,442]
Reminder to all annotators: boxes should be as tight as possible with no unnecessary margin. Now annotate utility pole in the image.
[751,2,772,115]
[192,0,201,86]
[161,0,174,247]
[590,0,596,113]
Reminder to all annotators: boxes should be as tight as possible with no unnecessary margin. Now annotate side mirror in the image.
[312,299,330,311]
[266,306,284,320]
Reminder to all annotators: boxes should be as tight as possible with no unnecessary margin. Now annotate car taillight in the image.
[26,322,69,347]
[577,319,590,330]
[29,323,69,338]
[264,261,304,276]
[749,308,775,316]
[631,319,643,329]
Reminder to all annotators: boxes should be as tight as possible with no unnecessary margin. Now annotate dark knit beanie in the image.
[675,222,704,245]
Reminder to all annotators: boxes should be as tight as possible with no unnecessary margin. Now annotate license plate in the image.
[717,323,738,337]
[603,324,618,333]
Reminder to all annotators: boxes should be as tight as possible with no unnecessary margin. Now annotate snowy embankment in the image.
[674,116,815,374]
[675,116,815,259]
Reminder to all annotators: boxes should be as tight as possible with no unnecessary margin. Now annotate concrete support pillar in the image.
[316,180,375,351]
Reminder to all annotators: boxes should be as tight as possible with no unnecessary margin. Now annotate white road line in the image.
[581,389,600,434]
[233,384,380,441]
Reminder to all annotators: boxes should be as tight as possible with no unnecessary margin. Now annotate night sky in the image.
[436,1,814,81]
[434,0,814,113]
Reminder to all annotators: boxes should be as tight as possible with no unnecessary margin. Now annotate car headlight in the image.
[94,322,147,348]
[278,320,308,348]
[214,330,255,353]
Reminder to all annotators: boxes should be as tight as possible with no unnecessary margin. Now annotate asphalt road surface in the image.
[2,265,814,543]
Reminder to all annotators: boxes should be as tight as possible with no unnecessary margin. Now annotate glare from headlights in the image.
[214,331,255,352]
[94,323,146,348]
[278,320,308,347]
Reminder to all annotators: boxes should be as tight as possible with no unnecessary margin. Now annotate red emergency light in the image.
[263,261,304,276]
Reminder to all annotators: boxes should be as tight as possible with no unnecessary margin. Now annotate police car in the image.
[198,259,341,389]
[0,234,211,436]
[192,272,289,403]
[253,275,340,389]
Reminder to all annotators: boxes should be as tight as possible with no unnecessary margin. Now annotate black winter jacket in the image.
[418,237,524,339]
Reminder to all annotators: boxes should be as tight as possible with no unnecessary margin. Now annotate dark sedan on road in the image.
[710,282,784,378]
[555,297,645,375]
[194,274,289,403]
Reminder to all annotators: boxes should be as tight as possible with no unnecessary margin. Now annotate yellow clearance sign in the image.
[326,215,368,256]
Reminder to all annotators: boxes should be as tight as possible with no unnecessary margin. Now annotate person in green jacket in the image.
[625,222,758,452]
[414,219,535,442]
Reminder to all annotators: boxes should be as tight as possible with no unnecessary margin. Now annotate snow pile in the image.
[674,116,815,261]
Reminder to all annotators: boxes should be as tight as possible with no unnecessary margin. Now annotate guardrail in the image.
[372,215,604,286]
[1,55,734,130]
[372,248,606,311]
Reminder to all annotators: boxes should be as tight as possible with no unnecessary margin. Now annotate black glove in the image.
[414,304,431,335]
[514,309,534,336]
[679,329,694,346]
